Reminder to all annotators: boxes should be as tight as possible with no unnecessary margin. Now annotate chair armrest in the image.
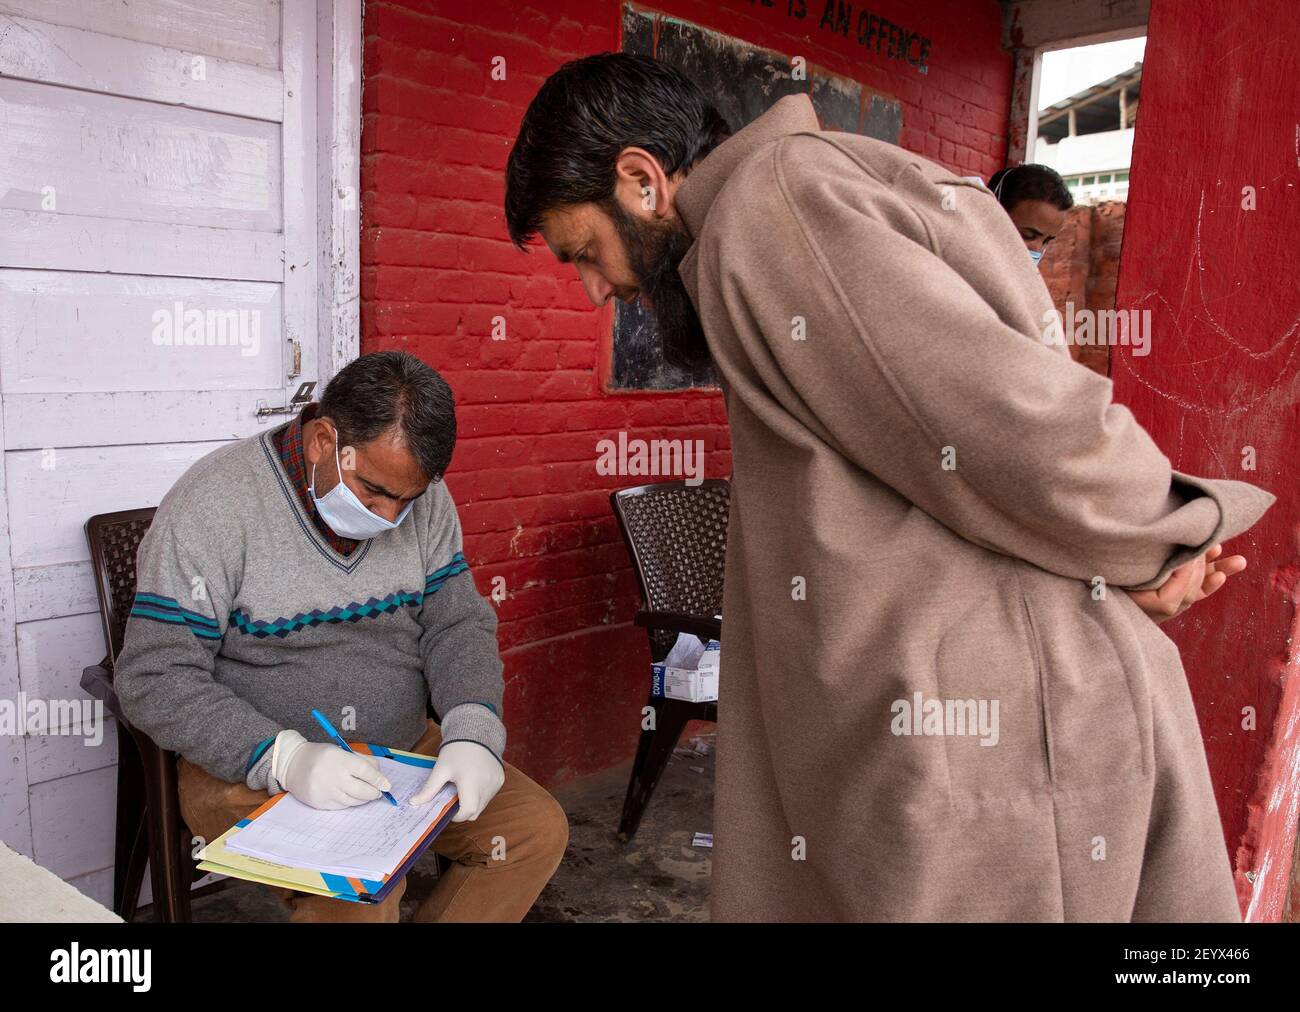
[634,610,721,643]
[81,661,125,723]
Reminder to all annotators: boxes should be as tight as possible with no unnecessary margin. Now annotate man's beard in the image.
[602,199,711,369]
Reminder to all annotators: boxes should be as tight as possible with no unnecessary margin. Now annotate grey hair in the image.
[317,351,456,482]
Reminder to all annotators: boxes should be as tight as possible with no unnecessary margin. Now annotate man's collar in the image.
[279,400,319,497]
[674,94,821,239]
[281,401,319,482]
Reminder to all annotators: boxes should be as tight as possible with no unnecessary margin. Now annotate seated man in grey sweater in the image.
[114,351,568,922]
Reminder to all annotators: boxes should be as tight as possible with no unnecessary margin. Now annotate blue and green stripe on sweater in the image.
[130,553,470,642]
[129,593,222,640]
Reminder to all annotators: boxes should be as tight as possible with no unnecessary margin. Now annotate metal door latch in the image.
[256,381,316,422]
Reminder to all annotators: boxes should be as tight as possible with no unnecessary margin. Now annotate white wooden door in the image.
[0,0,328,906]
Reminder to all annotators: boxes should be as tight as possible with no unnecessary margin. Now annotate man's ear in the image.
[303,416,334,469]
[613,146,673,219]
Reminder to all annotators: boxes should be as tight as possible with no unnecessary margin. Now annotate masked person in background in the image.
[505,53,1274,921]
[987,163,1074,265]
[115,351,568,922]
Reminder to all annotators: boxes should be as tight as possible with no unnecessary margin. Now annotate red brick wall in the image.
[1113,0,1300,919]
[1040,200,1126,377]
[360,0,1012,787]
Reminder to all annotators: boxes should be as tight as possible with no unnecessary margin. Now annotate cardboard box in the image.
[651,637,720,702]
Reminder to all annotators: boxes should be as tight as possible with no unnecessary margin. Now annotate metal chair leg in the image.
[618,694,693,842]
[138,734,193,923]
[113,721,149,921]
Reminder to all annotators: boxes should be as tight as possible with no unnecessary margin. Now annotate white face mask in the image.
[308,428,415,540]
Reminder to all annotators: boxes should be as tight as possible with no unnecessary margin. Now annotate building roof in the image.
[1038,62,1141,142]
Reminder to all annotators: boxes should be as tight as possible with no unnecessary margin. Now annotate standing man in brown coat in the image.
[505,54,1275,921]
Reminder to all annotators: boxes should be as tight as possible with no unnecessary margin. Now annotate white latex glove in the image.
[272,729,391,810]
[409,740,504,822]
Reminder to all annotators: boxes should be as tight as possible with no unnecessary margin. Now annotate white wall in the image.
[1034,127,1136,176]
[0,0,356,911]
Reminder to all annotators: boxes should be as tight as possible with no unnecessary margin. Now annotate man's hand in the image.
[273,729,391,809]
[409,740,504,822]
[1126,544,1247,623]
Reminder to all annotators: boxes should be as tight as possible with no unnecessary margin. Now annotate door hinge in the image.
[256,381,316,423]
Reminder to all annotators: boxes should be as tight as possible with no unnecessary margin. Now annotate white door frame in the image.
[0,0,363,861]
[1002,0,1148,164]
[316,0,363,388]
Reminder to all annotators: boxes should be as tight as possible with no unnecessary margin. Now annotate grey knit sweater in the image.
[114,423,505,791]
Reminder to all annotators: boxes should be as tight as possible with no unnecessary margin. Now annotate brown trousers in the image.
[178,720,568,922]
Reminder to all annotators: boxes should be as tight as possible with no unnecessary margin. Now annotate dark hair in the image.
[505,53,732,248]
[317,351,456,482]
[988,164,1073,212]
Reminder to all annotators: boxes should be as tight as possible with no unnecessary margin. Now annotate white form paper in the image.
[226,757,458,880]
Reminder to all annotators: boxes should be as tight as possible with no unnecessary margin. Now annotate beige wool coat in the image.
[673,94,1275,921]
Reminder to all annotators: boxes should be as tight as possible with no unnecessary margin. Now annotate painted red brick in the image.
[1038,201,1125,378]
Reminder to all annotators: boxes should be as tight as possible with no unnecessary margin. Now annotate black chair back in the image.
[86,507,157,666]
[610,480,729,660]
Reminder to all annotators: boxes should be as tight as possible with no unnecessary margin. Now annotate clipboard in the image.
[195,741,458,904]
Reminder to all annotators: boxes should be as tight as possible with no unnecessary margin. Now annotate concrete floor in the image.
[524,730,715,923]
[148,730,716,923]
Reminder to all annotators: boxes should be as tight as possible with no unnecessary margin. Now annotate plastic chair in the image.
[81,507,204,922]
[609,479,728,841]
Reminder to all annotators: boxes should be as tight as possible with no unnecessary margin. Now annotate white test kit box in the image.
[652,637,720,703]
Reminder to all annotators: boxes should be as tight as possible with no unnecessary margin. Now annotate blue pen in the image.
[310,708,398,806]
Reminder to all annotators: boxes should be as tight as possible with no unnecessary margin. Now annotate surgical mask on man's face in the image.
[1028,248,1045,267]
[309,428,414,539]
